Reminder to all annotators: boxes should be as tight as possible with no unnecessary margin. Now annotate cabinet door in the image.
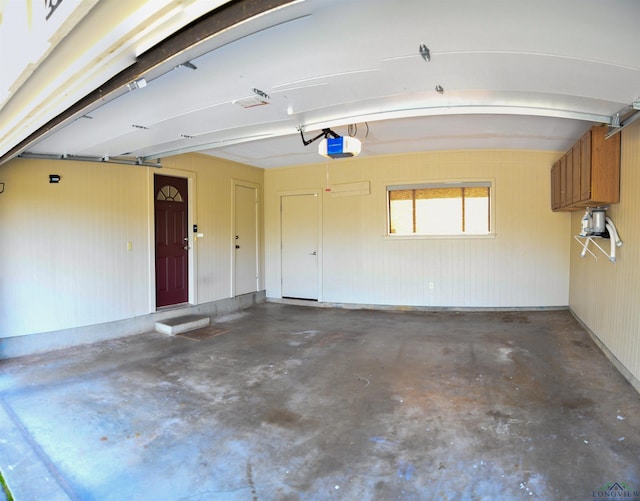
[565,149,573,206]
[551,161,561,210]
[580,131,591,201]
[572,143,581,204]
[559,155,568,207]
[590,126,620,204]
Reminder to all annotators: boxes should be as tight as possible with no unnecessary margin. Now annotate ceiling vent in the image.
[233,88,270,109]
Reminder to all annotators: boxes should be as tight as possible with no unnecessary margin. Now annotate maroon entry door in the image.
[155,175,189,307]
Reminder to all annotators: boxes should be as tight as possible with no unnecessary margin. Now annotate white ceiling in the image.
[26,0,640,168]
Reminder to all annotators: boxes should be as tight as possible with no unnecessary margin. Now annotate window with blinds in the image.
[388,182,491,236]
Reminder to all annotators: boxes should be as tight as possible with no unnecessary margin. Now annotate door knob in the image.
[183,246,190,250]
[310,251,317,255]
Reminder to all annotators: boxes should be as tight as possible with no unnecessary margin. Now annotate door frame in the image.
[147,168,197,311]
[230,179,260,297]
[277,189,323,301]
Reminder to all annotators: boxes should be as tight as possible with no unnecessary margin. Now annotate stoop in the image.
[155,315,210,336]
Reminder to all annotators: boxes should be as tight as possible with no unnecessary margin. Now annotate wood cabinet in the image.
[551,161,561,210]
[571,142,581,204]
[551,126,620,212]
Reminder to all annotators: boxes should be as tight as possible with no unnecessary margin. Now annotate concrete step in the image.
[155,315,210,336]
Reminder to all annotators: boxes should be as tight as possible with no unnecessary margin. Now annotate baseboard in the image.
[570,309,640,395]
[267,297,568,313]
[0,291,265,360]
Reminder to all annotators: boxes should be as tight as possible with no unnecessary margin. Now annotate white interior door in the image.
[281,193,319,300]
[234,183,258,296]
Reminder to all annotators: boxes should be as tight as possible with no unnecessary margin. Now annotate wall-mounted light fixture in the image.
[49,174,61,183]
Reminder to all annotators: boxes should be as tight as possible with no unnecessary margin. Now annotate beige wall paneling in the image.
[569,121,640,388]
[0,153,264,338]
[265,150,571,308]
[0,158,150,337]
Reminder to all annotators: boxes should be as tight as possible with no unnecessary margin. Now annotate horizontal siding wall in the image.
[265,150,570,308]
[569,121,640,387]
[0,154,263,338]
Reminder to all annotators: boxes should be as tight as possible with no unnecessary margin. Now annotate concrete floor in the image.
[1,304,639,500]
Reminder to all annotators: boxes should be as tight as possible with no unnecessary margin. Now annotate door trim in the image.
[231,179,260,297]
[147,168,197,312]
[277,189,323,302]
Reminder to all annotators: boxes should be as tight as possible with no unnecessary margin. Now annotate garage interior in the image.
[1,0,640,499]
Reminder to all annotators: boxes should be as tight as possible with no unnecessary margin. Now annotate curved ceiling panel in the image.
[21,0,640,168]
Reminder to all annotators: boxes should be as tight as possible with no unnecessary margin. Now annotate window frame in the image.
[385,180,496,239]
